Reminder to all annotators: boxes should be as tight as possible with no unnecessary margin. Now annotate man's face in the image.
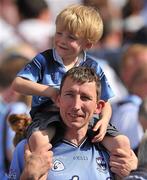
[57,77,100,130]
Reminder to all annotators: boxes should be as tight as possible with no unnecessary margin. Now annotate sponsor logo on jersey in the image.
[96,157,107,172]
[8,168,17,180]
[52,159,65,171]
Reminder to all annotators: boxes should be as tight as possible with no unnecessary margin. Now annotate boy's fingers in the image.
[92,122,101,131]
[40,143,52,152]
[92,134,105,142]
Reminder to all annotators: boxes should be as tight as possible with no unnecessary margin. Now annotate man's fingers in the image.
[24,143,32,162]
[110,148,130,157]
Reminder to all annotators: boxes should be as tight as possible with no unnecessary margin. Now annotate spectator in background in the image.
[122,0,145,45]
[110,44,147,154]
[14,0,55,52]
[124,130,147,180]
[0,53,30,179]
[139,97,147,132]
[4,42,37,60]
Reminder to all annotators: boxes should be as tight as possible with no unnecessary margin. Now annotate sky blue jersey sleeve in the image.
[81,57,115,101]
[17,53,45,82]
[8,140,26,180]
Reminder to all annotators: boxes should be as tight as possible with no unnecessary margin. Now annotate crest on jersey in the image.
[52,159,65,171]
[96,157,107,172]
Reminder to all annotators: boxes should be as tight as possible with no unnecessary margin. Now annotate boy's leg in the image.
[102,135,131,179]
[28,126,56,180]
[27,111,60,152]
[29,126,56,152]
[101,134,131,153]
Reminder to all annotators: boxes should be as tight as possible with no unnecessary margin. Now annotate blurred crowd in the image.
[0,0,147,179]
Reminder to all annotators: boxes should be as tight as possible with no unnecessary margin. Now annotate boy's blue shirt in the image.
[8,139,114,180]
[17,48,114,108]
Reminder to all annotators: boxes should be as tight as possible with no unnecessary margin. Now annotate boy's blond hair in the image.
[55,4,103,44]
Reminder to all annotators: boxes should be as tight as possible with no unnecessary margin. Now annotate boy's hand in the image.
[50,87,59,104]
[91,119,108,143]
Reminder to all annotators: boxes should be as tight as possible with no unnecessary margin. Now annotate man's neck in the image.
[64,127,87,146]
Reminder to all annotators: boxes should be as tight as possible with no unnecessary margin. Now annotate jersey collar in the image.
[53,48,86,67]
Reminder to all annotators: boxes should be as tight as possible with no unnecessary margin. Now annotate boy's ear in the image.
[94,100,105,114]
[85,42,93,50]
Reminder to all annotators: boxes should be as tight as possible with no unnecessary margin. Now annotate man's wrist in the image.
[20,169,39,180]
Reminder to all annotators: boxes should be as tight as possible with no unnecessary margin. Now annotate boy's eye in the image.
[69,35,77,40]
[56,32,62,35]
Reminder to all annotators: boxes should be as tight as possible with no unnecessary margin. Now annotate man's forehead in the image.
[62,77,96,90]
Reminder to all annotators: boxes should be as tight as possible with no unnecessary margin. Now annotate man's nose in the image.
[72,96,82,110]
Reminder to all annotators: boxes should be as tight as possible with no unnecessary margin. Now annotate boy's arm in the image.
[92,101,112,142]
[12,77,58,101]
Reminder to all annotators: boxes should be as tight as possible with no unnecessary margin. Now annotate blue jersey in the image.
[8,139,114,180]
[17,49,114,108]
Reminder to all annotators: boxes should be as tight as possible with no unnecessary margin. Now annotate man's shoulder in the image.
[15,139,26,153]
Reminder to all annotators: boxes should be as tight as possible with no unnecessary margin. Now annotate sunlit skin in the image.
[57,77,104,145]
[54,28,92,68]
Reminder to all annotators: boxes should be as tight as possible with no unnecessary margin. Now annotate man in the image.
[8,67,137,179]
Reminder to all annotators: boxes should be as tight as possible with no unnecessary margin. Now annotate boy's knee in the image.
[113,135,131,151]
[29,130,50,152]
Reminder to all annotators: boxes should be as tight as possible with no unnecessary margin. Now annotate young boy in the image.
[12,4,130,164]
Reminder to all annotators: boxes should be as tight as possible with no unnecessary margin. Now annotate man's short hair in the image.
[60,66,101,101]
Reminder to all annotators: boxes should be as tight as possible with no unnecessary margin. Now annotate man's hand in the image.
[20,143,53,180]
[109,148,138,178]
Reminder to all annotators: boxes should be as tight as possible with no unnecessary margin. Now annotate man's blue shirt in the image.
[9,139,114,180]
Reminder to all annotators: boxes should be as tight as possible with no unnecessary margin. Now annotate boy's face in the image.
[54,27,91,61]
[57,76,102,130]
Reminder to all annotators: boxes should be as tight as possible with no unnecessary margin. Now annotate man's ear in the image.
[55,95,60,108]
[94,100,105,114]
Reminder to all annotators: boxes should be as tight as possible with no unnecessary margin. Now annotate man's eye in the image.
[81,96,91,101]
[65,93,73,97]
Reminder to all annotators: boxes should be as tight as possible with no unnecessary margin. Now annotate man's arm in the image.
[20,144,53,180]
[109,148,138,178]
